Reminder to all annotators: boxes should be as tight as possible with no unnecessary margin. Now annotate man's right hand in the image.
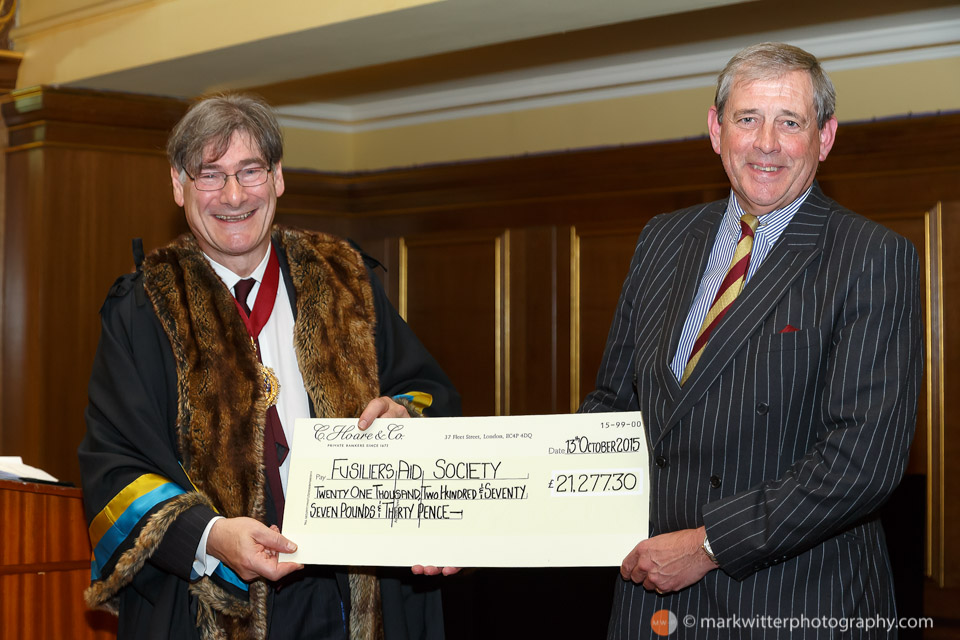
[207,517,303,582]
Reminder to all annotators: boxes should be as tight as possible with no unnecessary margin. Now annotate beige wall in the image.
[13,0,438,89]
[13,1,960,174]
[282,55,960,172]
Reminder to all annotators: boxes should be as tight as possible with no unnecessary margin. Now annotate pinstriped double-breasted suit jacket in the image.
[581,184,923,639]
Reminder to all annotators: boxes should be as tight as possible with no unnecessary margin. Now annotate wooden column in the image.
[0,87,187,486]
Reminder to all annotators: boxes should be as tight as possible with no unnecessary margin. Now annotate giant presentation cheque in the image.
[281,412,649,567]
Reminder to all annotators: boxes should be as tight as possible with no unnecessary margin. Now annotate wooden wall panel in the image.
[3,147,187,485]
[1,88,187,487]
[0,82,183,640]
[2,87,959,631]
[929,202,960,587]
[921,200,960,632]
[354,225,580,418]
[572,225,649,411]
[401,231,506,417]
[504,226,571,417]
[279,112,960,628]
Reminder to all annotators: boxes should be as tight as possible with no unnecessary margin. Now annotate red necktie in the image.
[233,257,289,526]
[681,213,759,384]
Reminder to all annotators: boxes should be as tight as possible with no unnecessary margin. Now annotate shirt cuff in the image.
[191,515,225,579]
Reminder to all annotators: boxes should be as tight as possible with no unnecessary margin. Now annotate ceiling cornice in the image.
[275,7,960,133]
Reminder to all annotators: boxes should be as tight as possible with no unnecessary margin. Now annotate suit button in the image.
[710,475,722,488]
[655,456,667,468]
[756,402,769,416]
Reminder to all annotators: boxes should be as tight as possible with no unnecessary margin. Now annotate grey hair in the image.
[167,93,283,176]
[715,42,836,129]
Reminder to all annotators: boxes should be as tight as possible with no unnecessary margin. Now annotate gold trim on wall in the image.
[501,230,511,417]
[398,236,408,320]
[494,234,502,416]
[925,202,946,586]
[569,226,581,413]
[3,141,168,156]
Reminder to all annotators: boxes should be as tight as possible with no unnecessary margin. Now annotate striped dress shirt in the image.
[669,187,810,380]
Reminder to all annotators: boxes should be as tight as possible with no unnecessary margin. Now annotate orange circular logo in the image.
[650,609,678,636]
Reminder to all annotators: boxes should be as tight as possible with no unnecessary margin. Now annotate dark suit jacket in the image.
[581,184,923,639]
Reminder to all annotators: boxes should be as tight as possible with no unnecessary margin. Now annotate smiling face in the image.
[708,70,837,217]
[171,130,284,276]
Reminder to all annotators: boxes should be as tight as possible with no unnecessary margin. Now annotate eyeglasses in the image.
[184,167,272,191]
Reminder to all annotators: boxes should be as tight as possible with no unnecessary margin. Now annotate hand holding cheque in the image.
[280,412,649,568]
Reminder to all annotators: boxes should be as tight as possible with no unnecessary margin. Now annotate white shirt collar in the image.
[204,247,271,293]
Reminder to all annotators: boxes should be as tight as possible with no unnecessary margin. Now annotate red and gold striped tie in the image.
[681,213,759,384]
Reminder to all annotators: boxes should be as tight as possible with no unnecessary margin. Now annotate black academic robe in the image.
[79,229,461,639]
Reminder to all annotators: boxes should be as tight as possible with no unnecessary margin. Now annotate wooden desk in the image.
[0,479,116,639]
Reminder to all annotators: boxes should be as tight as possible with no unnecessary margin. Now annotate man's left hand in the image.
[620,526,717,594]
[358,396,410,430]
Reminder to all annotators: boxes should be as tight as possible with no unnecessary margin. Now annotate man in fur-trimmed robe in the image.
[79,94,461,640]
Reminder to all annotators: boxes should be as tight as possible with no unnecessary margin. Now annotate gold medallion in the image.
[261,364,281,407]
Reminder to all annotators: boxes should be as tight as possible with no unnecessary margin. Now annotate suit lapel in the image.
[652,203,723,409]
[654,187,832,446]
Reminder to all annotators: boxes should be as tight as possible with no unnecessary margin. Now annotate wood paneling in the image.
[279,111,960,629]
[927,201,960,591]
[506,226,572,417]
[401,231,507,417]
[0,479,115,639]
[2,87,959,631]
[572,225,649,411]
[1,87,187,487]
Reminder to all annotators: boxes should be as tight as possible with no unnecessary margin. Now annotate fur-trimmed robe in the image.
[79,228,459,640]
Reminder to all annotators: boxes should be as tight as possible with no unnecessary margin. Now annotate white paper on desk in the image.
[281,412,648,568]
[0,456,59,482]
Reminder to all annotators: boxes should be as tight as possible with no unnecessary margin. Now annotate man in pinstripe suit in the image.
[581,43,923,638]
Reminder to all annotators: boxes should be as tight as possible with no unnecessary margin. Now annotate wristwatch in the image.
[702,533,719,565]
